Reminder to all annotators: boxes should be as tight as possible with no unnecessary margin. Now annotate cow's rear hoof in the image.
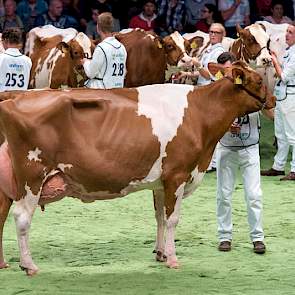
[19,265,39,276]
[0,261,9,269]
[166,260,180,269]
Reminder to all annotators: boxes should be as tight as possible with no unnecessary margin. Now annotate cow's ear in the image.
[57,42,70,53]
[232,67,245,85]
[236,24,246,39]
[208,62,225,78]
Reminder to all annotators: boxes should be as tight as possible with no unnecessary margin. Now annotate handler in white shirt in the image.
[0,27,32,91]
[261,24,295,180]
[195,23,225,86]
[82,12,127,89]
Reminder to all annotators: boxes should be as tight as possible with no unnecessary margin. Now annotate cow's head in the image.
[231,61,275,110]
[162,31,192,67]
[209,60,276,111]
[236,23,272,67]
[188,36,204,58]
[57,33,93,87]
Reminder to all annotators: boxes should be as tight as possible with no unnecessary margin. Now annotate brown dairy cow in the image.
[0,61,275,275]
[115,29,192,87]
[25,25,94,89]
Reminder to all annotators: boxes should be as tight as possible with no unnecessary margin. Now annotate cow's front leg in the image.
[153,189,166,262]
[0,190,12,269]
[13,186,40,276]
[163,179,185,269]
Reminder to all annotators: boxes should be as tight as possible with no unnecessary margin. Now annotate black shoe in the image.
[253,241,266,254]
[218,241,231,252]
[261,168,285,176]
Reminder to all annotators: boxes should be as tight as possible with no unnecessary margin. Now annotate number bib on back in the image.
[97,39,127,89]
[0,48,31,91]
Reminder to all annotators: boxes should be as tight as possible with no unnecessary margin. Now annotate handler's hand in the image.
[230,123,241,135]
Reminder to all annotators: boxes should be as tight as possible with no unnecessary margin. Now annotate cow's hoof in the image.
[155,251,166,262]
[166,260,180,269]
[0,261,9,269]
[19,265,39,276]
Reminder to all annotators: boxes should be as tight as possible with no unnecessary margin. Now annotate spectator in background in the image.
[184,0,216,32]
[86,3,114,39]
[34,0,78,29]
[86,5,101,40]
[195,3,222,33]
[0,0,5,17]
[0,0,24,32]
[17,0,48,32]
[263,1,293,24]
[155,0,185,37]
[218,0,250,38]
[61,0,81,27]
[129,0,157,31]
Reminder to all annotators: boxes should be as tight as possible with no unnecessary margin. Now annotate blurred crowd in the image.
[0,0,294,39]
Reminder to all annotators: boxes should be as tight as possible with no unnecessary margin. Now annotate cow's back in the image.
[115,29,166,87]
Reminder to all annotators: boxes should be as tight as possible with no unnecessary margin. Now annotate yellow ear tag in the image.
[235,75,242,84]
[157,41,162,49]
[190,41,197,49]
[215,70,224,80]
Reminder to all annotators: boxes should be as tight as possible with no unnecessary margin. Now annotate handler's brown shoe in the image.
[218,241,231,252]
[253,241,266,254]
[261,168,285,176]
[280,172,295,181]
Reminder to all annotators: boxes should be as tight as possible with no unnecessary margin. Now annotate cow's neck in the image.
[230,39,252,63]
[189,78,261,171]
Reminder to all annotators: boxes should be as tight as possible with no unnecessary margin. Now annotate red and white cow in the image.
[183,30,235,58]
[0,61,275,275]
[25,25,94,89]
[115,28,192,87]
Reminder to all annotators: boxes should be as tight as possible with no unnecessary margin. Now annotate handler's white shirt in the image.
[0,48,32,91]
[83,36,127,89]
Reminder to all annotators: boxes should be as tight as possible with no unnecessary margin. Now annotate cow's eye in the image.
[166,44,174,50]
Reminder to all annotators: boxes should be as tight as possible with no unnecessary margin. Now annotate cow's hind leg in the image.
[0,189,12,269]
[163,177,186,269]
[153,189,166,262]
[13,187,40,276]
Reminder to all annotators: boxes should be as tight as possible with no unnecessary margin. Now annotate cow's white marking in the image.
[183,166,205,198]
[57,163,73,172]
[247,24,268,49]
[26,25,78,56]
[164,182,185,261]
[170,31,186,53]
[137,84,193,182]
[119,28,134,34]
[27,147,42,162]
[34,48,62,88]
[247,24,272,65]
[74,32,92,58]
[170,31,192,66]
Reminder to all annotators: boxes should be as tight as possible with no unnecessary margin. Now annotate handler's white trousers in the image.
[216,144,264,242]
[273,98,295,172]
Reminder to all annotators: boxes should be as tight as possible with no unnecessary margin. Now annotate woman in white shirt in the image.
[194,22,225,86]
